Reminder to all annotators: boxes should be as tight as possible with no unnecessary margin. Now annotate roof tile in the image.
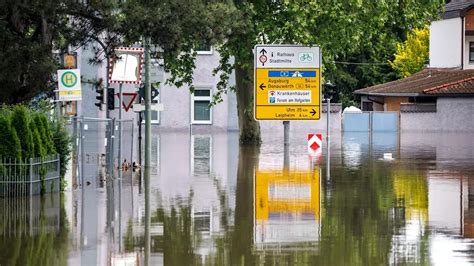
[354,68,474,95]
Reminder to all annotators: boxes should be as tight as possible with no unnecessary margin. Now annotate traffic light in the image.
[107,88,115,110]
[95,87,104,110]
[323,82,337,100]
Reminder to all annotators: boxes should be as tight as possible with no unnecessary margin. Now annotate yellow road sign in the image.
[254,45,321,120]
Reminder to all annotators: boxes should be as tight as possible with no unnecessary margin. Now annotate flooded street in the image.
[2,131,474,265]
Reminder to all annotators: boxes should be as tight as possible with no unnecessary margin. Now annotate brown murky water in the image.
[1,131,474,265]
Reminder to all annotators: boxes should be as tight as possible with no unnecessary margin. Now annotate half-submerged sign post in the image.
[254,45,321,169]
[109,47,144,180]
[254,45,321,120]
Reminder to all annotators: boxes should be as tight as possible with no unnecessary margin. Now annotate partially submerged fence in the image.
[0,154,61,197]
[343,112,398,132]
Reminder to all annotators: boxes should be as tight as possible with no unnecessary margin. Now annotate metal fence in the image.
[343,112,399,132]
[0,154,61,197]
[71,117,135,188]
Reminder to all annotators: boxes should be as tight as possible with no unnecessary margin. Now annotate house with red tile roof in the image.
[354,0,474,131]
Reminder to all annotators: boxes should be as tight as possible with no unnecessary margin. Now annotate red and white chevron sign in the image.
[308,133,323,151]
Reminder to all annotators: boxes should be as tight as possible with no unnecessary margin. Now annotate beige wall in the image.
[384,97,409,112]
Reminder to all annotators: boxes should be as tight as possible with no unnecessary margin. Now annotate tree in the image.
[390,27,430,78]
[0,1,121,104]
[212,0,443,144]
[325,1,442,106]
[0,0,444,145]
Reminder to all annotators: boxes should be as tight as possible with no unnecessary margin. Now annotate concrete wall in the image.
[430,18,463,68]
[401,98,474,132]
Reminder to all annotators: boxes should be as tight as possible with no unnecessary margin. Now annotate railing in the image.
[0,154,60,197]
[400,103,437,113]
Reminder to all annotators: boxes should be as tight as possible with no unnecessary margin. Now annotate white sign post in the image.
[57,69,82,101]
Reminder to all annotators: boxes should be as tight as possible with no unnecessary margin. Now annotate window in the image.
[151,135,160,175]
[141,135,160,175]
[191,88,212,124]
[470,42,474,63]
[362,101,373,111]
[196,41,213,55]
[191,135,212,176]
[193,210,211,234]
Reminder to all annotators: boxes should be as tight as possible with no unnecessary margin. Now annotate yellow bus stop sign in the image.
[254,45,321,120]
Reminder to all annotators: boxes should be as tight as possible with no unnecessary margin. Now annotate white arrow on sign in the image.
[132,103,164,113]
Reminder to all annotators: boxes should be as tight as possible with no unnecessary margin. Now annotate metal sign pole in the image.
[144,36,151,266]
[118,83,123,180]
[326,98,331,181]
[326,98,331,141]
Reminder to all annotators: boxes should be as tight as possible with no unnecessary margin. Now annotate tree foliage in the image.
[390,27,430,78]
[0,1,67,103]
[0,0,444,144]
[0,116,21,160]
[323,1,442,106]
[208,0,443,142]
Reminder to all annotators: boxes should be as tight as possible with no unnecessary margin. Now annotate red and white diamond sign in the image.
[308,133,323,151]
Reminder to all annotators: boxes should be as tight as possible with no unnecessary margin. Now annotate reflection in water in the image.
[2,132,474,265]
[255,170,320,247]
[0,194,68,265]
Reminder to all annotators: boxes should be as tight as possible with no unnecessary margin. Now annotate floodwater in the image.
[1,130,474,265]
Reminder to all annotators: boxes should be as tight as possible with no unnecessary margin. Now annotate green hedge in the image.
[0,105,71,190]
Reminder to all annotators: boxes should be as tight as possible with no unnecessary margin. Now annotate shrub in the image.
[34,114,56,155]
[10,105,34,160]
[52,119,71,185]
[30,121,46,158]
[0,116,21,160]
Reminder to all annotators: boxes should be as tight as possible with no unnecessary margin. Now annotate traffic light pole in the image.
[118,83,123,180]
[144,36,151,266]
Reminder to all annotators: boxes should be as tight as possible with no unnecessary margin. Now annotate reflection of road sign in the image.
[57,69,82,101]
[254,169,321,245]
[109,47,144,84]
[117,92,138,112]
[254,45,321,120]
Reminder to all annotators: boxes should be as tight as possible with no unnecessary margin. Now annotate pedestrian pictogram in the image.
[117,92,138,112]
[259,55,267,66]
